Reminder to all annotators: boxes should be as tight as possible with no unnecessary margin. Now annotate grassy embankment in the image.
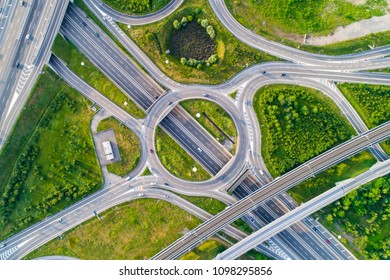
[97,117,141,176]
[180,99,237,154]
[155,127,211,181]
[226,0,390,56]
[52,35,145,118]
[338,83,390,154]
[0,68,102,241]
[119,0,277,84]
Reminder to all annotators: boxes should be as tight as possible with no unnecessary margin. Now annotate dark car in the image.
[82,21,87,26]
[164,182,169,186]
[262,71,266,74]
[281,73,287,77]
[150,149,153,153]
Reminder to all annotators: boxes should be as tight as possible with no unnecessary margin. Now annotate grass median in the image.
[338,83,390,154]
[180,99,237,154]
[97,117,141,176]
[288,151,377,204]
[155,127,211,181]
[52,35,145,119]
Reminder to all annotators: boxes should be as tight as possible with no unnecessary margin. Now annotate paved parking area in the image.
[93,128,121,166]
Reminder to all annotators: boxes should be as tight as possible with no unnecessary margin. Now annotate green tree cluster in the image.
[254,85,354,176]
[104,0,150,14]
[324,175,390,259]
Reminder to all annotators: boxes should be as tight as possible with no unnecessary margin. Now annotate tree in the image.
[181,16,188,27]
[173,20,181,30]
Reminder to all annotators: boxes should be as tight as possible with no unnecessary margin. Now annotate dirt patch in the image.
[169,21,216,60]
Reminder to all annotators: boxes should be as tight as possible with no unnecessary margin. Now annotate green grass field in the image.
[97,117,141,176]
[226,0,390,56]
[180,99,237,154]
[338,83,390,154]
[253,84,355,177]
[119,0,277,84]
[155,127,211,181]
[25,199,201,259]
[52,35,145,118]
[288,151,377,204]
[0,68,102,241]
[103,0,171,15]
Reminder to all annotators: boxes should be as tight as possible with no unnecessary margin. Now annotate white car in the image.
[0,243,6,249]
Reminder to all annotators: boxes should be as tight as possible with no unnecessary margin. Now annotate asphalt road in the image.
[216,159,390,259]
[152,121,390,259]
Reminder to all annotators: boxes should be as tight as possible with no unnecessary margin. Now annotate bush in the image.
[173,20,181,30]
[181,16,188,27]
[180,57,187,65]
[201,19,209,28]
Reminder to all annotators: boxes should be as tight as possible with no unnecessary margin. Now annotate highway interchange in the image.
[0,0,390,260]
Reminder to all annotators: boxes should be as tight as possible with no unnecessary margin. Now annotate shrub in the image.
[201,19,209,28]
[173,20,181,30]
[181,16,188,27]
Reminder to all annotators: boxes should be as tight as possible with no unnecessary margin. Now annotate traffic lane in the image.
[158,116,222,175]
[233,186,316,260]
[60,16,153,109]
[66,3,162,97]
[169,107,231,164]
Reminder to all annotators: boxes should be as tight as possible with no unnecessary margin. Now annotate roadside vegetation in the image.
[52,35,145,118]
[97,117,141,176]
[288,151,376,203]
[317,174,390,259]
[140,168,152,176]
[25,199,201,259]
[253,84,355,177]
[103,0,171,14]
[180,99,237,154]
[0,69,102,241]
[338,83,390,154]
[155,127,211,181]
[120,0,277,84]
[181,238,270,260]
[226,0,390,55]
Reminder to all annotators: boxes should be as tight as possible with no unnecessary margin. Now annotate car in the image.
[154,95,158,99]
[312,226,318,232]
[151,182,156,186]
[150,149,153,153]
[246,100,250,105]
[202,93,208,97]
[164,195,169,199]
[95,32,100,38]
[25,34,32,40]
[58,218,63,222]
[15,62,21,69]
[0,243,6,249]
[20,1,25,6]
[219,175,225,180]
[197,147,202,152]
[82,21,87,26]
[262,71,266,74]
[168,101,172,105]
[281,73,287,77]
[125,176,131,181]
[164,182,169,186]
[325,239,331,244]
[250,218,255,223]
[138,193,144,197]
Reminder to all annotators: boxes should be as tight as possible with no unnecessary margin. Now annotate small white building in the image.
[102,141,114,161]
